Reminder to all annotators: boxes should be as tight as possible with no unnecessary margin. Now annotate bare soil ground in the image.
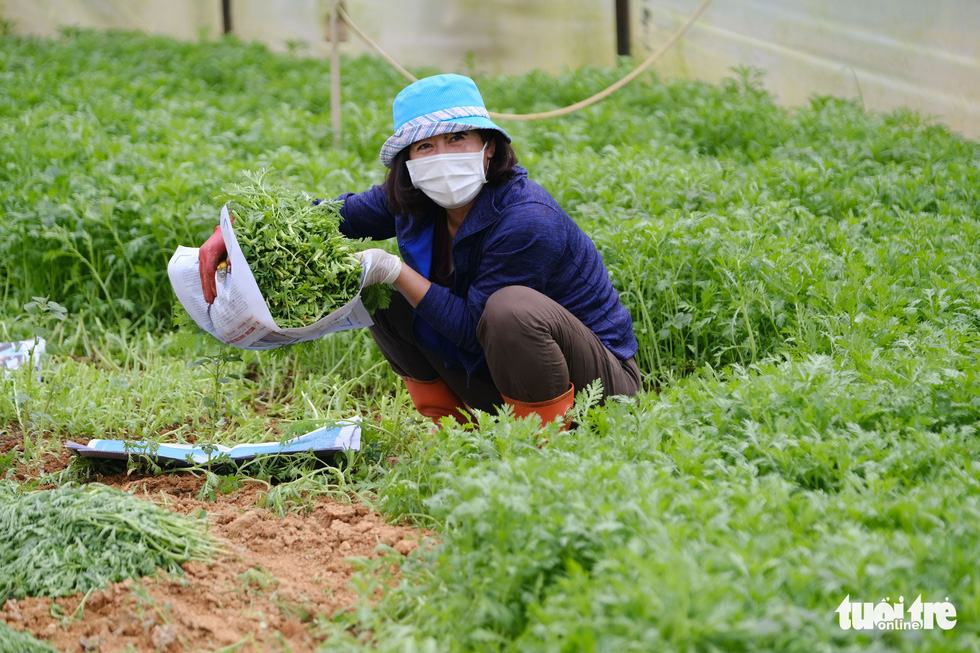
[0,430,428,652]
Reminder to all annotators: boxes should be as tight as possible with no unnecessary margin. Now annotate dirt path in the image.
[1,433,428,652]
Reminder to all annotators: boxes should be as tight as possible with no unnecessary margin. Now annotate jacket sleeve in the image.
[414,202,567,354]
[336,185,397,241]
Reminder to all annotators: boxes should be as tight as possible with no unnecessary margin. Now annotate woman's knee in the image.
[478,286,544,343]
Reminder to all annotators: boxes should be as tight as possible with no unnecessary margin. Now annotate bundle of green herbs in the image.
[0,621,59,653]
[0,481,220,601]
[216,170,391,328]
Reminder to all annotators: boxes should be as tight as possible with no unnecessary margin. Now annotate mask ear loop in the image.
[479,142,489,182]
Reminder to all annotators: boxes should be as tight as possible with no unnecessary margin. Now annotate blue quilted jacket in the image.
[337,166,638,374]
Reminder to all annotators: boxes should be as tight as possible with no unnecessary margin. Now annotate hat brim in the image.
[381,116,510,168]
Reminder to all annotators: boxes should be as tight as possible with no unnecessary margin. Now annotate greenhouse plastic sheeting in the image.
[635,0,980,139]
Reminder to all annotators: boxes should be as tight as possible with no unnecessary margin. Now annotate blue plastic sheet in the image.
[66,422,360,465]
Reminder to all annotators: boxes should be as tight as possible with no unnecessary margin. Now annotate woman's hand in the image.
[198,226,227,304]
[354,249,403,286]
[355,249,433,308]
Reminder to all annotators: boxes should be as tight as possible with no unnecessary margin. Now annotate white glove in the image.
[354,248,402,286]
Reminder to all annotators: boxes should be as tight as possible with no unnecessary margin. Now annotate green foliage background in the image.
[1,29,979,652]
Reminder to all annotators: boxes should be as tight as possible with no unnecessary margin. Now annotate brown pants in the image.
[368,286,641,412]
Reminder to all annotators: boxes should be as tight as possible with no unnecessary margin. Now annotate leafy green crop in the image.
[3,28,980,653]
[0,622,58,653]
[217,169,390,326]
[0,482,219,601]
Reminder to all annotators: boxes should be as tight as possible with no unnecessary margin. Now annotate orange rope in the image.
[338,0,715,121]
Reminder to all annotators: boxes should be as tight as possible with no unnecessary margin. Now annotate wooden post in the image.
[330,0,341,148]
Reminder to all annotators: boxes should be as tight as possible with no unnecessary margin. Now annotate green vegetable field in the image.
[2,29,980,652]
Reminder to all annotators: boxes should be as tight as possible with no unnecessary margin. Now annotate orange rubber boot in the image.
[402,377,471,426]
[502,383,575,430]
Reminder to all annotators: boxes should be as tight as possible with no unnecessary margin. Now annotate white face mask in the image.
[405,144,488,209]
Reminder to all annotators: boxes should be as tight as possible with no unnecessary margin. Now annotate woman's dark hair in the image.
[383,129,518,218]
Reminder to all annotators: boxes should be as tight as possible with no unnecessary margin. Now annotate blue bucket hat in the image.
[380,73,510,168]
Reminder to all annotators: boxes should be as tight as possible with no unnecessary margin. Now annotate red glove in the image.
[198,225,227,304]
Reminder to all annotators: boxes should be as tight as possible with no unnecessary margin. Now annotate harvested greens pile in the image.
[217,170,391,328]
[0,482,219,602]
[0,621,59,652]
